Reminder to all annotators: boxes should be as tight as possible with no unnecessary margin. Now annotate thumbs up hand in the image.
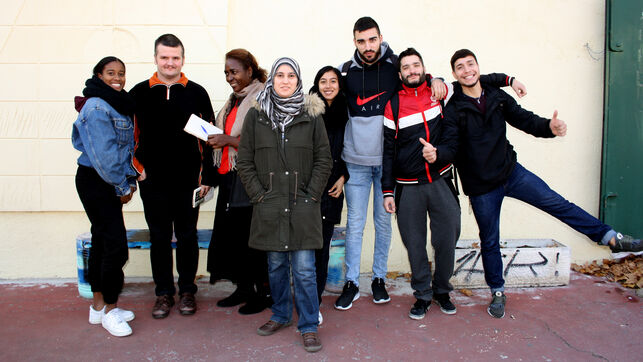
[549,110,567,137]
[419,137,437,163]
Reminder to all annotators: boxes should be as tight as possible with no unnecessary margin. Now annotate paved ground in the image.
[1,272,640,361]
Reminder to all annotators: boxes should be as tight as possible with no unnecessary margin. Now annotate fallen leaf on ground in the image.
[459,288,473,296]
[572,255,642,290]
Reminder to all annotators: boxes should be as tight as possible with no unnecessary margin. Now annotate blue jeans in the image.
[470,163,613,292]
[344,162,392,285]
[267,250,318,334]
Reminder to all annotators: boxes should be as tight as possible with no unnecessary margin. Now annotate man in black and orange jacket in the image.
[131,34,214,319]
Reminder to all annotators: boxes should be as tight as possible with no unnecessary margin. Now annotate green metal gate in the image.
[601,0,643,234]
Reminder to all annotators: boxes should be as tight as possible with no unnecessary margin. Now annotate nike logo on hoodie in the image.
[356,91,386,106]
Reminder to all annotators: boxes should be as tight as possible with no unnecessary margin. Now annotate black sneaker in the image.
[487,291,506,318]
[610,233,643,252]
[434,293,456,315]
[409,299,431,320]
[371,278,391,304]
[334,281,360,310]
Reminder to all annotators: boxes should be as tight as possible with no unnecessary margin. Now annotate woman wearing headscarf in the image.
[202,49,271,315]
[237,57,332,353]
[308,66,349,325]
[72,56,137,337]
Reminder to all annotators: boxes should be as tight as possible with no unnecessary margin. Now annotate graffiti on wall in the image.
[453,249,562,282]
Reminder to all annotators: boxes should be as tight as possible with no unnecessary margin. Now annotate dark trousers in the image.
[315,220,334,304]
[470,163,613,291]
[75,165,128,304]
[396,178,461,301]
[139,178,199,296]
[208,192,269,295]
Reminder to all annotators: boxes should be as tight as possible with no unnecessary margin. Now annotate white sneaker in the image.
[318,311,323,326]
[101,308,132,337]
[89,306,135,324]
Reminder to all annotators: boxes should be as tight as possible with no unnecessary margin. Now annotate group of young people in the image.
[72,16,641,352]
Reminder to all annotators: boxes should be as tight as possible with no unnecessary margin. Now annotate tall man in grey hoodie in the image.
[334,17,445,310]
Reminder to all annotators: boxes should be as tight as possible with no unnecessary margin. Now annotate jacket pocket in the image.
[113,118,133,145]
[252,200,280,243]
[290,197,322,247]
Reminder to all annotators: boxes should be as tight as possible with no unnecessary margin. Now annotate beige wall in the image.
[0,0,611,279]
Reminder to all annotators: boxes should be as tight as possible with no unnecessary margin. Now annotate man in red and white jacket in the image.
[382,47,519,320]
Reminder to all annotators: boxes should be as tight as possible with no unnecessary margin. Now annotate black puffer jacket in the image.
[438,84,554,196]
[320,94,349,224]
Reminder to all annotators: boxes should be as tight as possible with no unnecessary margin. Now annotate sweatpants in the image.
[396,178,461,301]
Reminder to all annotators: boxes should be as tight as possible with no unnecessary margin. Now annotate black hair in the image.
[450,49,477,71]
[353,16,380,35]
[398,48,424,72]
[309,66,346,105]
[92,56,125,76]
[226,48,267,83]
[154,34,184,56]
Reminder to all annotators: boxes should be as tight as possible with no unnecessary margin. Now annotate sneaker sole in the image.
[487,307,505,319]
[373,296,391,304]
[435,301,456,315]
[334,293,360,311]
[408,312,426,320]
[439,306,457,315]
[102,325,132,337]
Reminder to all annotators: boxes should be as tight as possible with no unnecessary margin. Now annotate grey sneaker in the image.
[610,233,642,252]
[487,291,506,318]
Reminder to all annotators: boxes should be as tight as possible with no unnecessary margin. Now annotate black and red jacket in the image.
[381,80,453,197]
[382,74,514,198]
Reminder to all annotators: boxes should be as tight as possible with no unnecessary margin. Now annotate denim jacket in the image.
[72,97,138,196]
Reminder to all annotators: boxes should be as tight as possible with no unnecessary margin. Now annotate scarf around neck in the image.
[82,75,135,117]
[256,57,304,131]
[212,79,265,168]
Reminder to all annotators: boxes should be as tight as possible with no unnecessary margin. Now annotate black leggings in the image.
[75,165,128,304]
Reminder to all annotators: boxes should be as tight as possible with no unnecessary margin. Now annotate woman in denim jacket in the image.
[72,56,138,337]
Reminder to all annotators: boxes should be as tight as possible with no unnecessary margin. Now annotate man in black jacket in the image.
[438,49,642,319]
[131,34,214,319]
[382,48,522,320]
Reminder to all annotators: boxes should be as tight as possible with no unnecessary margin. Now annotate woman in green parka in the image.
[237,57,332,353]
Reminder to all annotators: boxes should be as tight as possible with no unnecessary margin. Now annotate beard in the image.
[359,47,381,63]
[401,73,427,88]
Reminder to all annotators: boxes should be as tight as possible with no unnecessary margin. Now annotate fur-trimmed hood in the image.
[251,93,326,118]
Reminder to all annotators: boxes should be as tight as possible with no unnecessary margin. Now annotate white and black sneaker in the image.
[334,281,360,310]
[409,299,431,320]
[610,233,642,252]
[487,291,506,318]
[371,278,390,304]
[434,293,456,315]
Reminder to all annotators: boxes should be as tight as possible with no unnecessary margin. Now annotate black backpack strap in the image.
[341,60,351,75]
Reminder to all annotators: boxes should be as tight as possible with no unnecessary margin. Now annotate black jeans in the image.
[315,220,335,304]
[139,178,199,296]
[75,165,128,304]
